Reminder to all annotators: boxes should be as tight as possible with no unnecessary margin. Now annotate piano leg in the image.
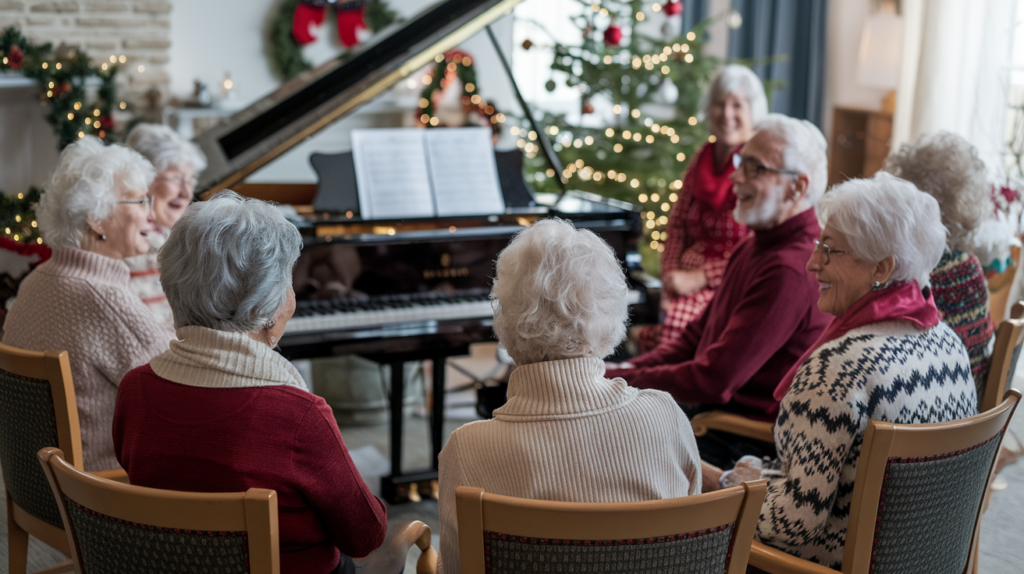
[430,355,446,469]
[380,357,450,504]
[388,360,405,488]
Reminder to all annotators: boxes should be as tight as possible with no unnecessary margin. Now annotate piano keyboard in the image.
[286,287,646,335]
[286,290,494,334]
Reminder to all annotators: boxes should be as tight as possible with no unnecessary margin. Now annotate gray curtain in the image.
[681,0,709,35]
[728,0,828,127]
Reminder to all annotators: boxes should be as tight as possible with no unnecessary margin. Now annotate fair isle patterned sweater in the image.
[757,320,977,568]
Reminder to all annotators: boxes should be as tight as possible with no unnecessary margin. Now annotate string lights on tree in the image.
[518,2,716,273]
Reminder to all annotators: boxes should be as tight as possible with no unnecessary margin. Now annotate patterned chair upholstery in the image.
[456,481,767,574]
[749,390,1021,574]
[0,368,66,530]
[483,525,737,573]
[64,499,252,574]
[870,435,1002,574]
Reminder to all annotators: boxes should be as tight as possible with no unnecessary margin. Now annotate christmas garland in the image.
[269,0,399,80]
[416,50,503,133]
[0,26,127,246]
[0,27,122,150]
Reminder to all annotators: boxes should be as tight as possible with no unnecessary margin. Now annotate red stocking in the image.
[292,2,326,45]
[335,6,367,47]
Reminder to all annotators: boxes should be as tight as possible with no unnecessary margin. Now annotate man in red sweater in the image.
[607,114,831,468]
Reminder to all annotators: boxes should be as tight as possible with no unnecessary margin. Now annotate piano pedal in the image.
[407,481,422,503]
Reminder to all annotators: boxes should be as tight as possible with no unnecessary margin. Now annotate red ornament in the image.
[664,1,683,16]
[7,45,23,70]
[603,23,622,47]
[50,81,71,98]
[98,115,114,130]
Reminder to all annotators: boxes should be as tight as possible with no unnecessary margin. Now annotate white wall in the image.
[822,0,890,138]
[170,0,515,183]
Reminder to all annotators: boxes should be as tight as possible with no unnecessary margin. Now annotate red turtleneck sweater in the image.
[608,208,829,417]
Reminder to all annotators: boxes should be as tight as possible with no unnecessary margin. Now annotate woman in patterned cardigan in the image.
[702,173,977,569]
[883,132,995,398]
[635,65,766,353]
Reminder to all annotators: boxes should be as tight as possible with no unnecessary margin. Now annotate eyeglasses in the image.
[813,240,848,265]
[119,195,153,214]
[732,153,803,180]
[156,175,199,188]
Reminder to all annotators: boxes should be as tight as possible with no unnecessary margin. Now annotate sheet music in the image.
[351,129,436,219]
[425,128,506,216]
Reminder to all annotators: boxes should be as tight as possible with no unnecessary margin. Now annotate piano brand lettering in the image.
[423,267,470,280]
[423,252,467,279]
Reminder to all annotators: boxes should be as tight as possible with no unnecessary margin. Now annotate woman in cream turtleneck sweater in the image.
[437,219,703,574]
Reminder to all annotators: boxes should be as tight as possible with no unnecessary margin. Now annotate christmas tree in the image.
[514,1,718,274]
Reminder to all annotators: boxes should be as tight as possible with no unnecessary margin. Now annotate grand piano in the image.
[193,0,659,502]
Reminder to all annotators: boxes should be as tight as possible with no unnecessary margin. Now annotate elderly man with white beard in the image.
[607,114,831,470]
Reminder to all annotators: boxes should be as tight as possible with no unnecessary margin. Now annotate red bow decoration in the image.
[292,0,367,48]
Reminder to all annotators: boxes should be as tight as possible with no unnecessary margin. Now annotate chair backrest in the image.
[987,245,1020,322]
[842,390,1021,574]
[982,302,1024,412]
[0,342,82,535]
[38,447,280,574]
[456,481,767,574]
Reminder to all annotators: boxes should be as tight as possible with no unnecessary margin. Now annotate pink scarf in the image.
[773,281,940,401]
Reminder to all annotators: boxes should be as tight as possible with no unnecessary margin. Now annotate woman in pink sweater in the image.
[3,137,175,471]
[113,191,387,574]
[125,123,208,327]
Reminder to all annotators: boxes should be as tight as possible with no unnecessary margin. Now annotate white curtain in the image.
[893,0,1017,172]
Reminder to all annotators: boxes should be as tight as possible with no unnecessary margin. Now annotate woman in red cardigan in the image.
[113,191,387,574]
[636,65,768,353]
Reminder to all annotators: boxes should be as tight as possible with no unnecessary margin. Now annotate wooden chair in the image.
[981,301,1024,412]
[38,447,279,574]
[38,447,439,574]
[456,480,767,574]
[749,389,1021,574]
[690,410,774,443]
[0,342,125,574]
[987,245,1020,322]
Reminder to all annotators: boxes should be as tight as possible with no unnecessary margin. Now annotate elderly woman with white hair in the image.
[437,218,702,574]
[125,123,208,326]
[112,191,387,574]
[704,173,977,569]
[635,64,767,352]
[883,132,995,396]
[3,136,175,471]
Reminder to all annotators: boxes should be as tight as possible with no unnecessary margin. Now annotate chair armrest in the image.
[414,522,437,574]
[748,541,840,574]
[89,467,128,483]
[690,411,775,443]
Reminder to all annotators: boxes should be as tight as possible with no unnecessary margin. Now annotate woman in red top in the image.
[113,191,387,574]
[637,65,768,353]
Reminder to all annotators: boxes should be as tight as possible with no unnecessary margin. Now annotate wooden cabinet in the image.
[828,107,893,187]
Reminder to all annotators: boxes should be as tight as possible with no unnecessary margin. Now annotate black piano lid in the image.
[195,0,523,198]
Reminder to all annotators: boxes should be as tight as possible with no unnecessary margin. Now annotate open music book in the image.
[351,127,506,219]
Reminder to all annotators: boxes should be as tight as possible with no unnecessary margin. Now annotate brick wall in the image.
[0,1,171,99]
